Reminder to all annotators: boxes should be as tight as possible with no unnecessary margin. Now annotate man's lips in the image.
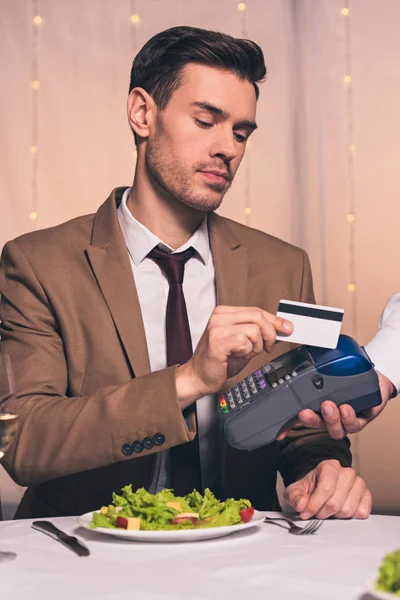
[199,170,229,184]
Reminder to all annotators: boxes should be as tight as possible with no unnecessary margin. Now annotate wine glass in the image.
[0,351,19,562]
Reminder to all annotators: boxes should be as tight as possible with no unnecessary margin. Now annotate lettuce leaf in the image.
[376,549,400,595]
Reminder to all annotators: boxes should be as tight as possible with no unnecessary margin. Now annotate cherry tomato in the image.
[239,507,254,523]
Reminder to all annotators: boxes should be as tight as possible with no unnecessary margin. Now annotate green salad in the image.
[89,485,253,531]
[376,549,400,596]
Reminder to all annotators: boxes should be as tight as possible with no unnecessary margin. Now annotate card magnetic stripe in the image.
[277,303,343,322]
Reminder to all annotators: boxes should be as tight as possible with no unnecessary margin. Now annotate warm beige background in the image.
[0,0,399,518]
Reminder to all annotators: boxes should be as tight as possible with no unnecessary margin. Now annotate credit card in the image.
[276,299,344,349]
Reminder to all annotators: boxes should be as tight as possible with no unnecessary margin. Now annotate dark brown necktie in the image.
[148,245,202,495]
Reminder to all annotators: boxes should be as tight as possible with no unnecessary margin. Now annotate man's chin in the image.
[181,193,224,212]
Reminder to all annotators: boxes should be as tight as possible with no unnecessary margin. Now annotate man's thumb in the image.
[290,494,308,513]
[285,481,309,512]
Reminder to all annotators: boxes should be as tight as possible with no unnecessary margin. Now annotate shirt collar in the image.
[117,187,211,266]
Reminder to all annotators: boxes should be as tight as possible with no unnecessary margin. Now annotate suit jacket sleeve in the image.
[277,250,352,487]
[0,240,194,487]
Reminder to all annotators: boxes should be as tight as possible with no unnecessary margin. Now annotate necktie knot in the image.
[147,245,196,284]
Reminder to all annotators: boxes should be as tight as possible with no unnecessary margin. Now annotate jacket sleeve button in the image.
[132,440,144,453]
[153,432,165,446]
[122,443,134,456]
[143,436,154,450]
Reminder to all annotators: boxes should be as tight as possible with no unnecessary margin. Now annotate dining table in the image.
[0,511,399,600]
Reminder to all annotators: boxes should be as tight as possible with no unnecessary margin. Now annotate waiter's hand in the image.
[284,459,372,520]
[277,371,395,441]
[175,305,293,406]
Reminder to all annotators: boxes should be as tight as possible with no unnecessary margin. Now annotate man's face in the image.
[145,64,258,212]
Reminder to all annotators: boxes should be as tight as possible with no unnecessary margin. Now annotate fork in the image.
[264,515,323,535]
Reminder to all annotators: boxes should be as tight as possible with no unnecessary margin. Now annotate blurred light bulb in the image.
[33,15,43,25]
[344,75,352,85]
[347,213,355,222]
[30,145,37,154]
[347,283,356,292]
[244,207,252,215]
[341,7,349,16]
[348,143,355,152]
[32,80,40,90]
[238,2,246,11]
[131,14,140,23]
[29,211,38,220]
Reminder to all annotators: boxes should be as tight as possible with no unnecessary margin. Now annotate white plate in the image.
[365,578,399,599]
[77,509,265,543]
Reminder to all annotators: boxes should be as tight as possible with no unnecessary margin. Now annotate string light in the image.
[30,0,40,229]
[129,1,139,162]
[343,0,357,330]
[238,2,251,225]
[343,1,360,467]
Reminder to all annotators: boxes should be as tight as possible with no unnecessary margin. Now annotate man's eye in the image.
[195,119,213,129]
[234,132,248,143]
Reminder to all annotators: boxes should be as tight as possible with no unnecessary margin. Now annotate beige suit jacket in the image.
[0,188,351,517]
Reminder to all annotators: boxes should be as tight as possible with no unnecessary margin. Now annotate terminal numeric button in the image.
[239,380,251,399]
[246,375,258,395]
[226,390,236,409]
[232,386,243,404]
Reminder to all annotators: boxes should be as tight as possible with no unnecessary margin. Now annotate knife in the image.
[32,520,90,557]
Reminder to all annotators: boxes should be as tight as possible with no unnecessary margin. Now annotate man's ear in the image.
[127,87,155,141]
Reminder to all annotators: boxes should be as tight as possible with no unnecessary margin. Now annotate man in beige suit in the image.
[0,27,371,520]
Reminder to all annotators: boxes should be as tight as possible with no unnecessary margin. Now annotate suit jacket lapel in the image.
[86,188,151,378]
[208,212,248,308]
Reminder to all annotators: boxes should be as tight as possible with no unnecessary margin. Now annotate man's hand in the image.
[284,459,372,520]
[277,371,395,441]
[175,305,293,407]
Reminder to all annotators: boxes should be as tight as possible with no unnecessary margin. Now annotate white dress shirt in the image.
[365,294,400,392]
[118,188,219,493]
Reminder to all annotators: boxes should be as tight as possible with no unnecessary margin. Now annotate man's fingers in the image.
[338,404,364,434]
[313,467,357,520]
[212,324,264,358]
[284,481,309,513]
[334,476,370,519]
[297,409,324,429]
[299,460,340,519]
[211,306,293,350]
[320,401,347,439]
[352,488,372,519]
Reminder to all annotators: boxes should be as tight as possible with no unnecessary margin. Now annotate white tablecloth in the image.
[1,512,399,600]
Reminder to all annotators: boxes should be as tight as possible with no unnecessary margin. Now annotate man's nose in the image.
[209,128,237,161]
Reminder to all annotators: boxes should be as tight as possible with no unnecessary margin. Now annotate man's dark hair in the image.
[129,26,267,109]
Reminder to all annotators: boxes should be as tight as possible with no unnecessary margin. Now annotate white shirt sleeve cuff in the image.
[365,326,400,393]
